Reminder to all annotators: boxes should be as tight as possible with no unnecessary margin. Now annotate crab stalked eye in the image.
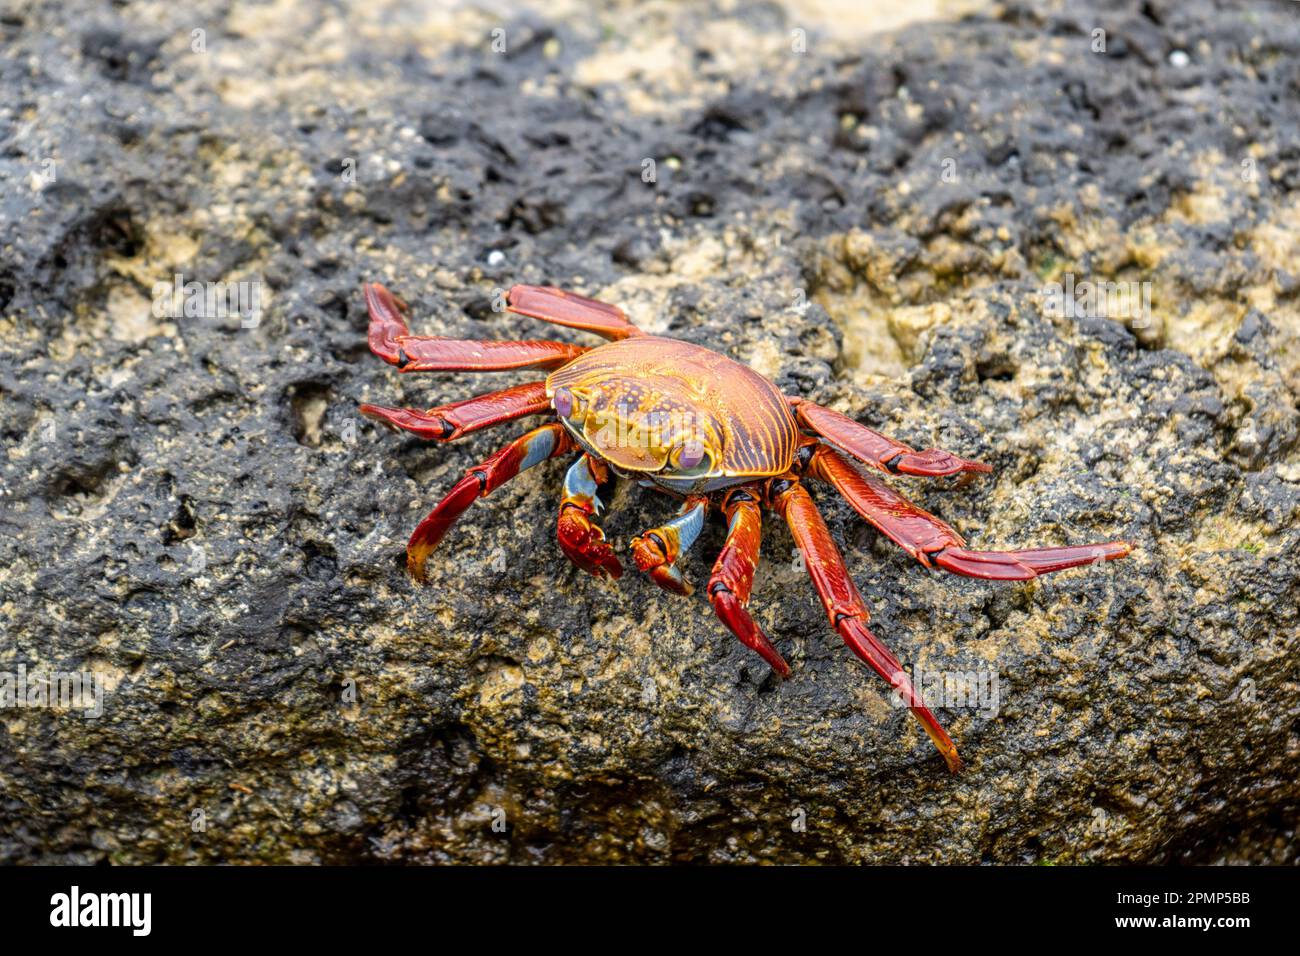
[553,387,574,417]
[678,439,705,469]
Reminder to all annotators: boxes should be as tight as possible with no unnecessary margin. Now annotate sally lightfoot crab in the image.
[359,282,1132,771]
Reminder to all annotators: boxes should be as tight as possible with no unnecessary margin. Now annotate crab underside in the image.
[359,281,1132,771]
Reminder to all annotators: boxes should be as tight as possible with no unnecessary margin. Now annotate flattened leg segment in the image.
[407,423,575,582]
[793,399,992,478]
[397,337,586,373]
[360,381,552,442]
[557,454,622,579]
[365,282,412,366]
[931,541,1132,579]
[631,496,707,596]
[707,490,790,677]
[771,478,962,772]
[364,281,587,372]
[507,285,643,340]
[807,445,1132,580]
[806,445,963,566]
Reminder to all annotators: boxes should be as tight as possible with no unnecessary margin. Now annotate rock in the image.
[1,0,1297,864]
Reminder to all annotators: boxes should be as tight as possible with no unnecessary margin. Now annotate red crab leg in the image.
[507,285,644,340]
[360,381,552,442]
[365,281,413,365]
[770,477,962,772]
[631,496,708,595]
[807,445,1131,580]
[407,423,575,582]
[397,338,585,373]
[707,489,790,677]
[791,398,992,478]
[557,454,623,579]
[365,282,587,371]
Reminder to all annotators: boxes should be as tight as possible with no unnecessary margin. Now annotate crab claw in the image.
[630,499,708,597]
[631,533,694,596]
[558,504,623,579]
[557,455,622,580]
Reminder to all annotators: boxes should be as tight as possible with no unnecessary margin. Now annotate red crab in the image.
[359,282,1132,771]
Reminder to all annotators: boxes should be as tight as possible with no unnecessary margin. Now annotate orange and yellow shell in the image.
[546,335,800,481]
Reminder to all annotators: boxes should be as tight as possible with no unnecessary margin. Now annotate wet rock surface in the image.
[1,0,1297,863]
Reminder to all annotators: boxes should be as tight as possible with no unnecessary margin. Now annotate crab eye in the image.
[678,440,705,470]
[553,387,574,417]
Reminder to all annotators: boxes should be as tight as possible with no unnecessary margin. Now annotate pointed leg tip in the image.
[915,713,963,773]
[895,450,995,478]
[406,537,432,579]
[364,281,409,313]
[406,558,429,584]
[952,458,994,476]
[1082,540,1135,562]
[366,281,414,363]
[358,403,397,429]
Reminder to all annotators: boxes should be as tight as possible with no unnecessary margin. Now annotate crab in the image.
[359,282,1132,771]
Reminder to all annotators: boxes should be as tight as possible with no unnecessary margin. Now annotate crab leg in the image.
[792,398,992,478]
[557,454,623,579]
[508,285,644,340]
[807,445,1131,580]
[631,496,708,595]
[407,423,575,582]
[360,381,552,442]
[770,477,962,772]
[366,282,587,371]
[365,281,413,363]
[707,489,790,677]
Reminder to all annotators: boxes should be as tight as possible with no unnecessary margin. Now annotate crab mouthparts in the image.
[581,414,672,471]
